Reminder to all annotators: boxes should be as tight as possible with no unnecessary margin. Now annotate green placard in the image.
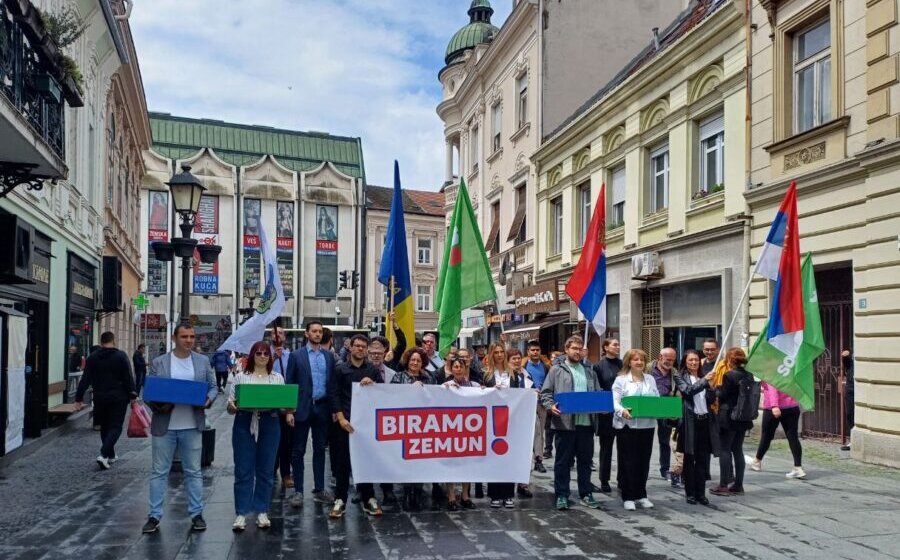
[621,396,682,419]
[235,384,299,409]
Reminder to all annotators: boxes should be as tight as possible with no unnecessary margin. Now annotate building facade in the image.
[746,0,900,466]
[363,186,445,336]
[0,0,132,447]
[437,0,540,348]
[532,0,748,361]
[139,113,366,359]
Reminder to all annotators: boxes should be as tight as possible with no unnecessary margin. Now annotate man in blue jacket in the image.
[211,349,231,393]
[285,320,335,507]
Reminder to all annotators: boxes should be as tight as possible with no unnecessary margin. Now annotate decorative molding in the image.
[784,141,826,170]
[640,98,670,132]
[764,116,850,153]
[688,64,724,105]
[510,122,531,145]
[605,125,626,153]
[573,146,592,173]
[547,165,563,189]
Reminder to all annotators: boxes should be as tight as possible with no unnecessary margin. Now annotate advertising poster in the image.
[192,195,219,294]
[276,201,294,298]
[243,198,261,292]
[315,204,338,298]
[147,191,169,294]
[189,314,233,355]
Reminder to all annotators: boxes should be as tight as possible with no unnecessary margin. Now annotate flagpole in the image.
[714,267,756,368]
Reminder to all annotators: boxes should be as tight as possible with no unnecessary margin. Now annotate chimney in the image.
[652,27,660,50]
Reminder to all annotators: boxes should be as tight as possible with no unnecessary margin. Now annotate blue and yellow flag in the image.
[378,161,415,349]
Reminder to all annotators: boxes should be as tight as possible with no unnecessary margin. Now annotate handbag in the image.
[127,400,151,438]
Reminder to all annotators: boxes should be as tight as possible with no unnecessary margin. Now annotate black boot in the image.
[403,487,413,510]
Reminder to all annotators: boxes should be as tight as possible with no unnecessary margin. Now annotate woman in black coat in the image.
[674,350,715,505]
[711,348,754,496]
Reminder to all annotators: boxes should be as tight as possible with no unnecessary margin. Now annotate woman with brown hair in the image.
[484,348,530,508]
[711,347,754,496]
[442,357,479,511]
[674,350,715,505]
[390,347,432,510]
[228,341,284,531]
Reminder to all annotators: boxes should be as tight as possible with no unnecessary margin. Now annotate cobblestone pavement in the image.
[1,399,899,560]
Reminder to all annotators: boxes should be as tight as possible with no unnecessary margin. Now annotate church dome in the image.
[444,0,500,66]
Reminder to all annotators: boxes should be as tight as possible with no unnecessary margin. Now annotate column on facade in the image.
[667,121,690,235]
[623,147,642,248]
[723,88,746,217]
[445,138,454,182]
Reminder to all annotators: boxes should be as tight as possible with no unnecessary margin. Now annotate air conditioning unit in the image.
[0,215,33,284]
[102,256,123,311]
[631,251,662,280]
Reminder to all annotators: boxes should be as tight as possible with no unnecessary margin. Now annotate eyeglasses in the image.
[255,351,270,357]
[368,351,385,357]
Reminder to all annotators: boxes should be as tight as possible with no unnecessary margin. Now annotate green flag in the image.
[435,178,497,357]
[746,254,824,410]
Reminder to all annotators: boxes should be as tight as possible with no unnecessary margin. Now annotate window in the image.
[577,182,591,247]
[610,165,626,229]
[470,123,480,173]
[417,238,432,265]
[550,197,563,255]
[507,184,527,244]
[491,103,502,153]
[698,114,724,194]
[648,146,669,214]
[416,285,432,312]
[606,293,620,339]
[485,201,500,254]
[517,74,528,128]
[793,18,831,133]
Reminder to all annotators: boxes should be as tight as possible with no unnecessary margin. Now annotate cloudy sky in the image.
[131,0,512,191]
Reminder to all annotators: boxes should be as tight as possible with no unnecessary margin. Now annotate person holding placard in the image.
[442,357,480,511]
[391,346,434,511]
[612,349,659,511]
[228,341,284,531]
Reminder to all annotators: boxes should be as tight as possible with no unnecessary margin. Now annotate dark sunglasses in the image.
[255,351,270,356]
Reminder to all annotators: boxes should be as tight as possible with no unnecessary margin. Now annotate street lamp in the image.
[152,165,221,325]
[238,285,259,324]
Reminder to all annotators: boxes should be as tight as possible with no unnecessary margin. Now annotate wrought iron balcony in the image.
[0,0,83,195]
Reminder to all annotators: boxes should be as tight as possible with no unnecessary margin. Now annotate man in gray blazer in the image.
[142,324,217,535]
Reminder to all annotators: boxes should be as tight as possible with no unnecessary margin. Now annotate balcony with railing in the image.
[0,0,83,196]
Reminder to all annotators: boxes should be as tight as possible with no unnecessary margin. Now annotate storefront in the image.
[66,253,97,402]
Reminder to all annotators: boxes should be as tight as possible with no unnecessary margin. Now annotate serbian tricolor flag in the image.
[566,184,607,337]
[757,182,804,357]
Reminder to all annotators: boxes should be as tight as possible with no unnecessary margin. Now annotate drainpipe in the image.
[741,0,753,347]
[235,168,242,330]
[356,138,368,330]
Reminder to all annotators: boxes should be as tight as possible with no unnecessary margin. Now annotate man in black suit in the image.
[285,321,335,508]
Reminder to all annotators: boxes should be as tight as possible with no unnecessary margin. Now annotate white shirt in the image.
[168,354,198,430]
[493,370,511,388]
[689,374,709,415]
[612,373,659,430]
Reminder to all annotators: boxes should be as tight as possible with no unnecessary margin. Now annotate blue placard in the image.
[556,391,614,414]
[143,376,208,406]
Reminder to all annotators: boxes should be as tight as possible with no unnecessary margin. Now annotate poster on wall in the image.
[4,313,27,454]
[192,195,219,294]
[147,191,169,294]
[243,198,261,293]
[276,201,295,298]
[189,314,233,355]
[315,205,338,298]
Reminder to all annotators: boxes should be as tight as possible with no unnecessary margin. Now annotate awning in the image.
[502,313,568,343]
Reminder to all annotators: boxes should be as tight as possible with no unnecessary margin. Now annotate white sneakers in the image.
[623,500,636,511]
[786,467,807,479]
[96,455,110,470]
[746,455,762,471]
[233,513,270,530]
[637,498,654,509]
[623,498,653,510]
[232,515,247,531]
[256,513,271,528]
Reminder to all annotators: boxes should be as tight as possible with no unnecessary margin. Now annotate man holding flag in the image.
[379,161,416,356]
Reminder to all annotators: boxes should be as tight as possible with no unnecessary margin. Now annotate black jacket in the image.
[75,347,136,403]
[384,327,407,372]
[592,356,622,391]
[715,367,754,432]
[132,350,147,375]
[674,373,716,456]
[328,359,379,420]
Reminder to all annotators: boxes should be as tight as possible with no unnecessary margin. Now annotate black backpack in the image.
[730,373,761,423]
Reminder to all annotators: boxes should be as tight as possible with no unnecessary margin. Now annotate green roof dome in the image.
[445,0,499,65]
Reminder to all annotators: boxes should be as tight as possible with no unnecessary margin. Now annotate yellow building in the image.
[533,0,749,360]
[746,0,900,466]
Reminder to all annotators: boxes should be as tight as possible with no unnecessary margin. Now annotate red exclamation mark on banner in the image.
[491,406,509,455]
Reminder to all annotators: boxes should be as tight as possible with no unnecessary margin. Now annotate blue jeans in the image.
[149,429,203,520]
[232,411,281,515]
[291,399,330,494]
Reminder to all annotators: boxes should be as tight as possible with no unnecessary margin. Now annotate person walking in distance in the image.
[612,349,660,511]
[710,348,755,497]
[540,336,602,511]
[285,321,335,508]
[328,335,383,519]
[746,383,806,479]
[674,350,715,505]
[592,338,623,494]
[142,324,218,534]
[132,344,147,395]
[650,348,678,481]
[228,341,285,531]
[211,348,231,394]
[269,325,294,491]
[524,340,550,474]
[74,332,137,469]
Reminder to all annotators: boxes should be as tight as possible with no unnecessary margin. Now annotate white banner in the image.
[5,313,27,453]
[349,384,537,483]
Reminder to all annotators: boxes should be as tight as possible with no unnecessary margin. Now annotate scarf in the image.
[708,360,729,414]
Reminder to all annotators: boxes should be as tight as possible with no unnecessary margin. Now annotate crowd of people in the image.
[72,323,812,535]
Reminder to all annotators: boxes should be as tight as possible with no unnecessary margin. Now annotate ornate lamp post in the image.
[152,165,221,325]
[238,285,259,325]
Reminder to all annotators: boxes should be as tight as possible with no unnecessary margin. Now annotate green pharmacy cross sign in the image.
[133,294,150,311]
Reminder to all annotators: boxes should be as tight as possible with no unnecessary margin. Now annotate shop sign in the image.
[73,281,93,299]
[515,280,559,315]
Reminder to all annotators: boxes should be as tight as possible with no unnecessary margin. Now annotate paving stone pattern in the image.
[1,399,898,559]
